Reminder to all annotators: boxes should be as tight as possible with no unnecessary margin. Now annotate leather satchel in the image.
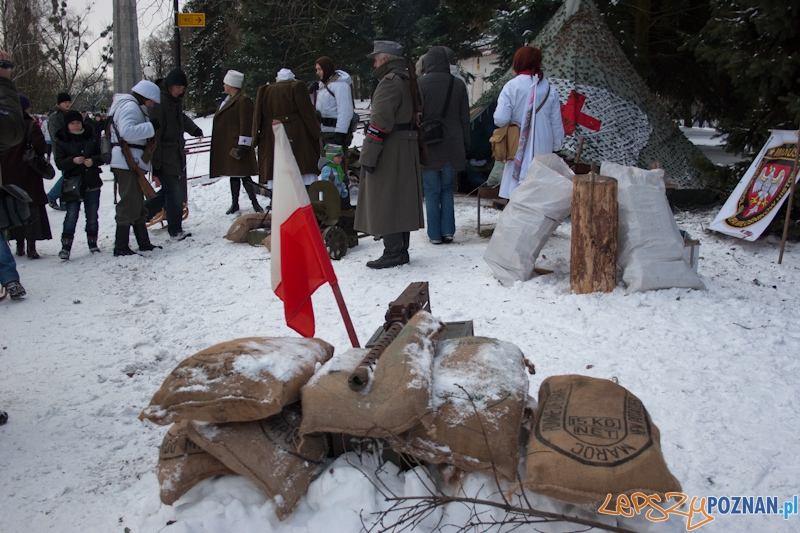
[489,124,521,162]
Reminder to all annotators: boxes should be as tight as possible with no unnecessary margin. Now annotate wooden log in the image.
[570,172,618,294]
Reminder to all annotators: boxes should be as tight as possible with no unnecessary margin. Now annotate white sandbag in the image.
[601,162,704,292]
[484,154,574,286]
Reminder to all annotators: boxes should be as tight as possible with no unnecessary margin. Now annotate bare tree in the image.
[141,24,175,79]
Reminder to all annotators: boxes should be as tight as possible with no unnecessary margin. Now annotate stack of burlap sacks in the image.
[140,311,681,520]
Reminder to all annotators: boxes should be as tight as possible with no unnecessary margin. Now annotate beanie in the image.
[18,93,30,112]
[64,110,83,125]
[57,92,72,104]
[223,70,244,88]
[165,68,188,88]
[325,143,343,159]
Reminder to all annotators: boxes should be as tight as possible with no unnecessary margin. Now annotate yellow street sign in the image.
[177,13,205,27]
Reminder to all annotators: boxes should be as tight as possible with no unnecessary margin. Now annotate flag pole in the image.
[778,128,800,264]
[330,282,360,347]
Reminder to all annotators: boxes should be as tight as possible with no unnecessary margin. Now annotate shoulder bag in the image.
[22,122,56,179]
[490,83,550,162]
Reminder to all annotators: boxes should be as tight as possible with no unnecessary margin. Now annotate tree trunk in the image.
[570,173,618,294]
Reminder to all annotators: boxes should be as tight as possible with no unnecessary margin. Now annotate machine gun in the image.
[348,282,430,391]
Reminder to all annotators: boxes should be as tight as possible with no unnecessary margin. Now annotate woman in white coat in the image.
[493,46,564,198]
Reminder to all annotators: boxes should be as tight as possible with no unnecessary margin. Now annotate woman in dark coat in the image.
[0,93,52,258]
[54,110,103,260]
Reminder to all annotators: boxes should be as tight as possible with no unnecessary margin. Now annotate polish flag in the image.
[270,121,337,337]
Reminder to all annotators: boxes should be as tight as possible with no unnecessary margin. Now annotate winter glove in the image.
[333,132,347,146]
[308,81,320,94]
[150,118,160,131]
[236,146,249,158]
[193,128,203,138]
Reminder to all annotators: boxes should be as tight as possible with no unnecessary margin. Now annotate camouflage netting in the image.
[530,0,711,188]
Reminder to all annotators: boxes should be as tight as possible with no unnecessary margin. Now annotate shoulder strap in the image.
[441,75,455,120]
[535,84,551,114]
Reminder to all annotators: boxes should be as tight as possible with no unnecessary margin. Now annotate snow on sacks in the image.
[139,337,334,425]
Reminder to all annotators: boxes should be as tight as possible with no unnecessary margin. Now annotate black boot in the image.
[58,234,73,260]
[133,223,161,251]
[87,233,100,253]
[242,177,263,212]
[366,233,406,269]
[226,178,240,214]
[113,225,136,256]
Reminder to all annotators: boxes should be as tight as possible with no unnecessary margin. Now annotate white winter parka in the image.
[314,70,354,135]
[108,93,156,172]
[493,73,564,198]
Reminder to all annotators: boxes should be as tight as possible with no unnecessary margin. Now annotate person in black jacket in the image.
[54,110,103,259]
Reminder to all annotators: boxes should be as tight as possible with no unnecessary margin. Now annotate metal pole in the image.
[173,0,181,68]
[778,129,800,264]
[330,282,360,348]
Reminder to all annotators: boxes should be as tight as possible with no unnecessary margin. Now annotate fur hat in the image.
[17,93,30,112]
[57,92,72,104]
[223,70,244,88]
[165,68,188,88]
[131,80,161,104]
[64,110,83,125]
[276,68,295,82]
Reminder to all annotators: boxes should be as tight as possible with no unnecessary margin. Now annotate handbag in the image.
[0,185,32,231]
[490,84,550,161]
[422,75,455,145]
[61,174,84,203]
[22,122,56,179]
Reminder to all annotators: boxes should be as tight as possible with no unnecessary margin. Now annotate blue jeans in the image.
[144,174,183,236]
[0,234,20,286]
[62,189,100,237]
[47,174,64,202]
[422,162,455,242]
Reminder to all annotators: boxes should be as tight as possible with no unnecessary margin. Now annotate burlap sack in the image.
[187,404,327,520]
[388,337,529,481]
[140,337,333,425]
[157,420,236,505]
[224,213,271,242]
[525,375,681,506]
[300,311,445,438]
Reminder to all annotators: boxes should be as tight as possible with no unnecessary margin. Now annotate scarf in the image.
[511,74,540,183]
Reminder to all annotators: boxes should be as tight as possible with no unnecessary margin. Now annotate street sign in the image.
[177,13,205,27]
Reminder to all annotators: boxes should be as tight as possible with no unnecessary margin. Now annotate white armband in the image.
[238,136,252,146]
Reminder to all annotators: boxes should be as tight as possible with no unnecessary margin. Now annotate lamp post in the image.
[143,63,155,80]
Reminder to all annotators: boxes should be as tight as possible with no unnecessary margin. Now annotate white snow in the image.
[1,119,799,532]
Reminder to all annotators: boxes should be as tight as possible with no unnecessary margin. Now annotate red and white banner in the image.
[270,121,338,337]
[710,130,799,241]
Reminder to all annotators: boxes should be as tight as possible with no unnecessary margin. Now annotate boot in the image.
[366,233,406,269]
[15,239,24,256]
[26,239,39,259]
[226,178,240,214]
[87,233,100,253]
[113,225,136,256]
[58,234,73,260]
[243,178,263,212]
[133,223,161,251]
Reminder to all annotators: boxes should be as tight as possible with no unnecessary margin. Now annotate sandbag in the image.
[484,154,574,286]
[187,404,327,520]
[601,162,704,292]
[525,375,681,506]
[387,337,529,481]
[156,420,235,505]
[224,212,271,242]
[300,311,445,438]
[140,337,333,425]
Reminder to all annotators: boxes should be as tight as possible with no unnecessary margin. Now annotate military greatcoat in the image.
[210,91,258,178]
[355,59,424,236]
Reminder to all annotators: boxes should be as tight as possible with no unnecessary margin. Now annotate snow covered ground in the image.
[1,120,799,533]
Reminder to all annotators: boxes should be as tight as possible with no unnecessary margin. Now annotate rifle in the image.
[348,282,430,391]
[119,139,158,199]
[406,60,428,167]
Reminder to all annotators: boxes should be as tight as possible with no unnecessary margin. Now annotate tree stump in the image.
[570,172,618,294]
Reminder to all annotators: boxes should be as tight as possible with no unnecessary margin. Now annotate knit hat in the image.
[131,80,161,104]
[57,92,72,104]
[315,56,335,83]
[64,110,83,125]
[223,69,244,88]
[325,143,343,159]
[276,68,295,82]
[165,67,188,88]
[17,93,30,112]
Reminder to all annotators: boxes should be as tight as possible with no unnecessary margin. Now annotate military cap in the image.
[367,40,404,58]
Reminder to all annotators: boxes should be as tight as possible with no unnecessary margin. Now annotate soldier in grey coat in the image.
[356,41,424,269]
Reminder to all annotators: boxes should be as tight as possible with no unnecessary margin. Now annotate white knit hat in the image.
[223,69,244,88]
[131,80,161,104]
[276,68,295,82]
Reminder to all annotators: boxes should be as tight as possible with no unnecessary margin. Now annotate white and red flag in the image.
[270,121,342,338]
